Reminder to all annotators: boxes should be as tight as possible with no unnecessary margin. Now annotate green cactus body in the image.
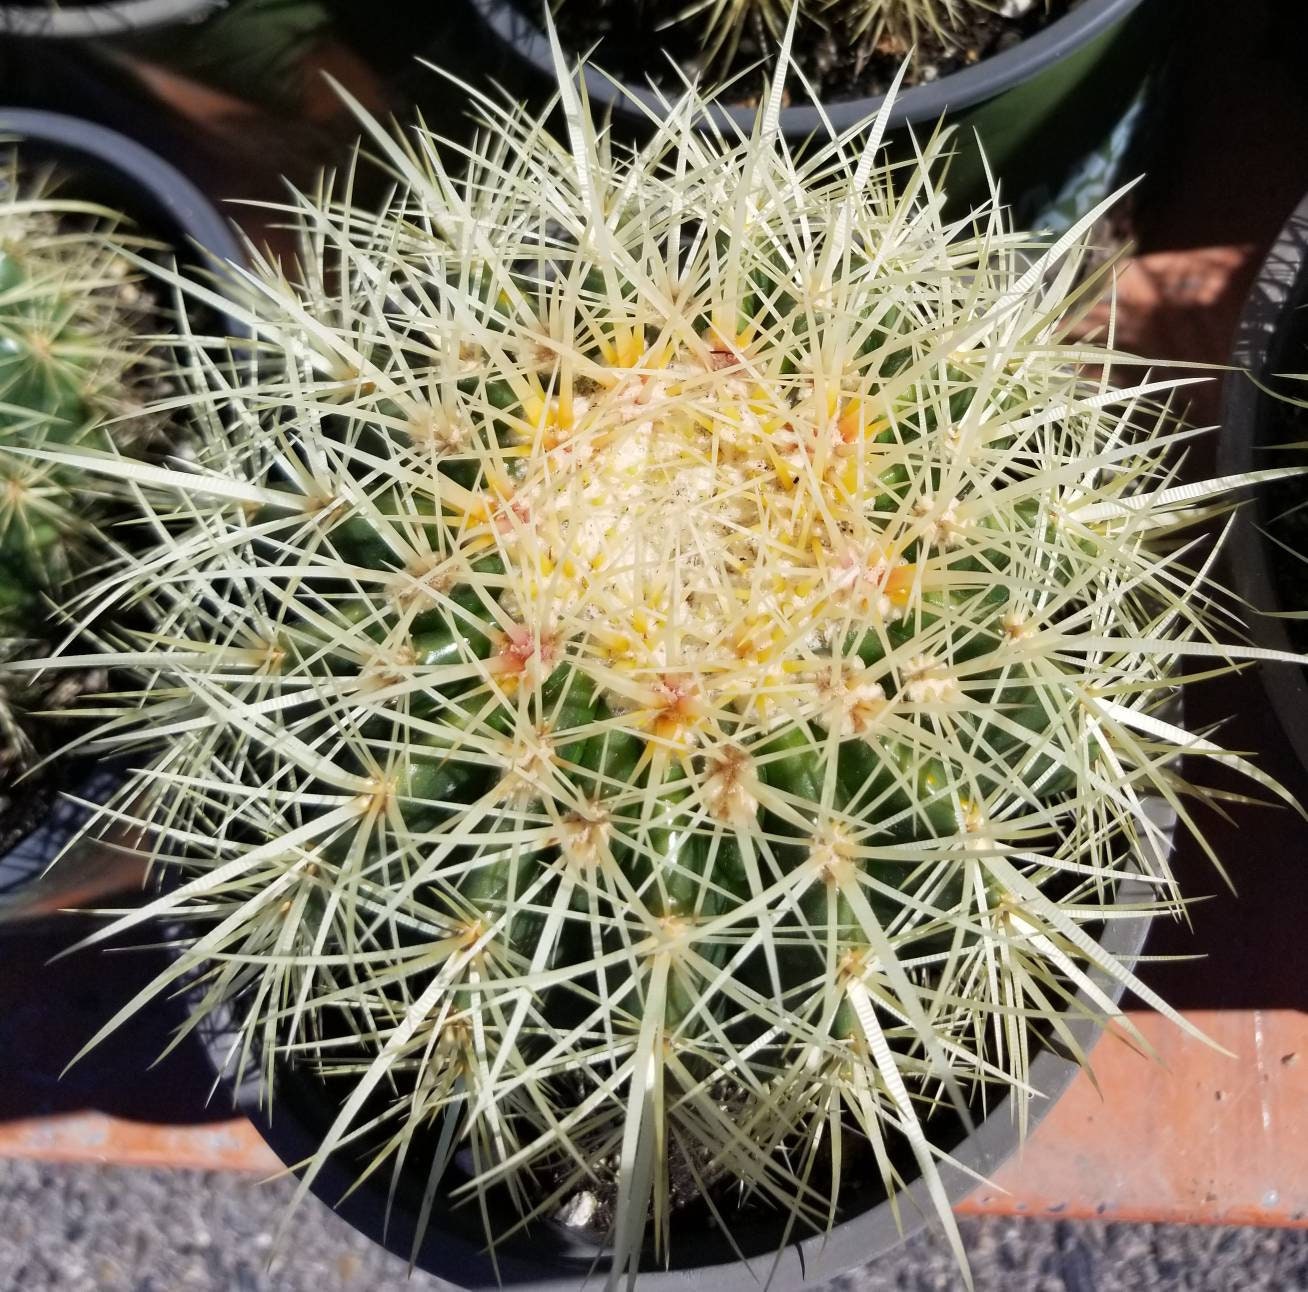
[0,241,94,610]
[38,40,1288,1290]
[0,160,153,766]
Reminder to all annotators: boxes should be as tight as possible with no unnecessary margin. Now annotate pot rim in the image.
[0,0,222,39]
[202,830,1166,1290]
[468,0,1151,136]
[1217,192,1308,775]
[0,108,244,278]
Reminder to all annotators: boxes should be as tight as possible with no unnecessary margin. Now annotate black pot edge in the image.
[0,109,245,899]
[202,829,1166,1291]
[0,762,132,905]
[0,0,221,39]
[0,107,245,281]
[467,0,1151,137]
[1217,192,1308,775]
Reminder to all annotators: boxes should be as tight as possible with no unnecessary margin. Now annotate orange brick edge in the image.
[3,1011,1307,1230]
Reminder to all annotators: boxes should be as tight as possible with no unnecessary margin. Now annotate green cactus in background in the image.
[0,153,152,769]
[33,33,1294,1289]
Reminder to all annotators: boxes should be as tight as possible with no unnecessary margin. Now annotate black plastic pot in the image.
[469,0,1174,228]
[0,0,221,38]
[1218,193,1308,776]
[0,109,244,918]
[0,764,128,913]
[0,108,243,276]
[200,856,1164,1289]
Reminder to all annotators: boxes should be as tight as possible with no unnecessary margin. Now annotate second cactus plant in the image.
[0,152,154,771]
[557,0,1006,74]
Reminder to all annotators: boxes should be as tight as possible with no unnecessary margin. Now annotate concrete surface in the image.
[2,1158,1307,1291]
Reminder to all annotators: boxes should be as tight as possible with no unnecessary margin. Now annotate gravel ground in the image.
[2,1159,1308,1291]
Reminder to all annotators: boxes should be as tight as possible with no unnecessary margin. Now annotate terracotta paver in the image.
[958,1012,1308,1228]
[0,1111,278,1175]
[4,1010,1307,1230]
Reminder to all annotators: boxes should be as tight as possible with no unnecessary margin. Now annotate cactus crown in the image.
[38,40,1288,1287]
[0,152,154,766]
